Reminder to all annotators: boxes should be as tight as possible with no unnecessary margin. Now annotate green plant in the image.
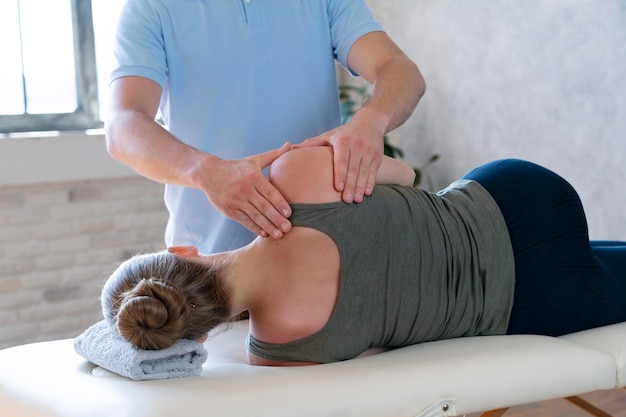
[338,85,437,187]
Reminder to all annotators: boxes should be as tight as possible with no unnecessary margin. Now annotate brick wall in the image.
[0,176,168,350]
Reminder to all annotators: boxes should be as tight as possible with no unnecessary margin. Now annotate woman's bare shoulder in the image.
[269,146,342,203]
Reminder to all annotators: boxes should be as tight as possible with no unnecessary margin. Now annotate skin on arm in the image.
[104,76,292,239]
[375,154,416,186]
[295,31,425,204]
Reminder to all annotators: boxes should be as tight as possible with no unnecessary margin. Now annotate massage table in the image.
[1,320,625,417]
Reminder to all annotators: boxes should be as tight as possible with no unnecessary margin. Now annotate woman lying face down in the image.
[101,146,626,366]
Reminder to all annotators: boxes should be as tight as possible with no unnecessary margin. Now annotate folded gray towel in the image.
[74,320,208,381]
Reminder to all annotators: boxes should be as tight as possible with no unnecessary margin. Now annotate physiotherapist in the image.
[104,0,425,253]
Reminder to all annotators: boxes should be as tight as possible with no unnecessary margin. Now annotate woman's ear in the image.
[167,246,199,258]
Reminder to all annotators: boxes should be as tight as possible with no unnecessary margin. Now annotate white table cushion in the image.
[0,320,619,417]
[561,321,626,387]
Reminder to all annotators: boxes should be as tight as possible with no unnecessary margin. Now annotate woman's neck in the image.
[206,239,270,318]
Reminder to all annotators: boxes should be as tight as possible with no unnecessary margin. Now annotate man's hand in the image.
[293,31,424,204]
[294,30,424,204]
[200,143,293,239]
[295,119,384,204]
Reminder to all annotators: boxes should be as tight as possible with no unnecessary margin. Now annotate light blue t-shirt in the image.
[112,0,384,253]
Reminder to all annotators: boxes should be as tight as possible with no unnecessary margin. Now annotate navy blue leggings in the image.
[461,159,626,336]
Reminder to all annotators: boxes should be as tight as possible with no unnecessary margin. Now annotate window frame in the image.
[0,0,101,134]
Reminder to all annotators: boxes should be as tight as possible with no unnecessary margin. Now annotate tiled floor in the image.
[465,388,626,417]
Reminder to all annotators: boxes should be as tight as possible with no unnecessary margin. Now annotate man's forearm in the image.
[105,109,215,190]
[354,56,425,136]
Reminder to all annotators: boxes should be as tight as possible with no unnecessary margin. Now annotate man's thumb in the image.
[256,142,292,168]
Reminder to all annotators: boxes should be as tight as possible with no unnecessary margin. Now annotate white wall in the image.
[368,0,626,239]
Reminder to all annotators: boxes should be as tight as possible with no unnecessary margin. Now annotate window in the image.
[0,0,123,134]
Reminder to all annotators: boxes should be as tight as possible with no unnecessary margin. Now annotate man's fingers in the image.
[255,180,292,229]
[293,131,333,150]
[230,207,269,238]
[341,152,361,203]
[363,162,378,196]
[332,141,350,194]
[351,159,372,203]
[232,198,287,239]
[339,149,382,204]
[350,160,378,202]
[204,151,295,239]
[218,175,291,239]
[235,180,291,239]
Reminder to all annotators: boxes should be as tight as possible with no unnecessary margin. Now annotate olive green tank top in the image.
[247,180,515,363]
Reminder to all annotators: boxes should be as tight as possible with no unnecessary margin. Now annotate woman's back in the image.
[247,147,516,364]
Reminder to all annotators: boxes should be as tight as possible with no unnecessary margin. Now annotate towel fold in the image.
[74,320,208,381]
